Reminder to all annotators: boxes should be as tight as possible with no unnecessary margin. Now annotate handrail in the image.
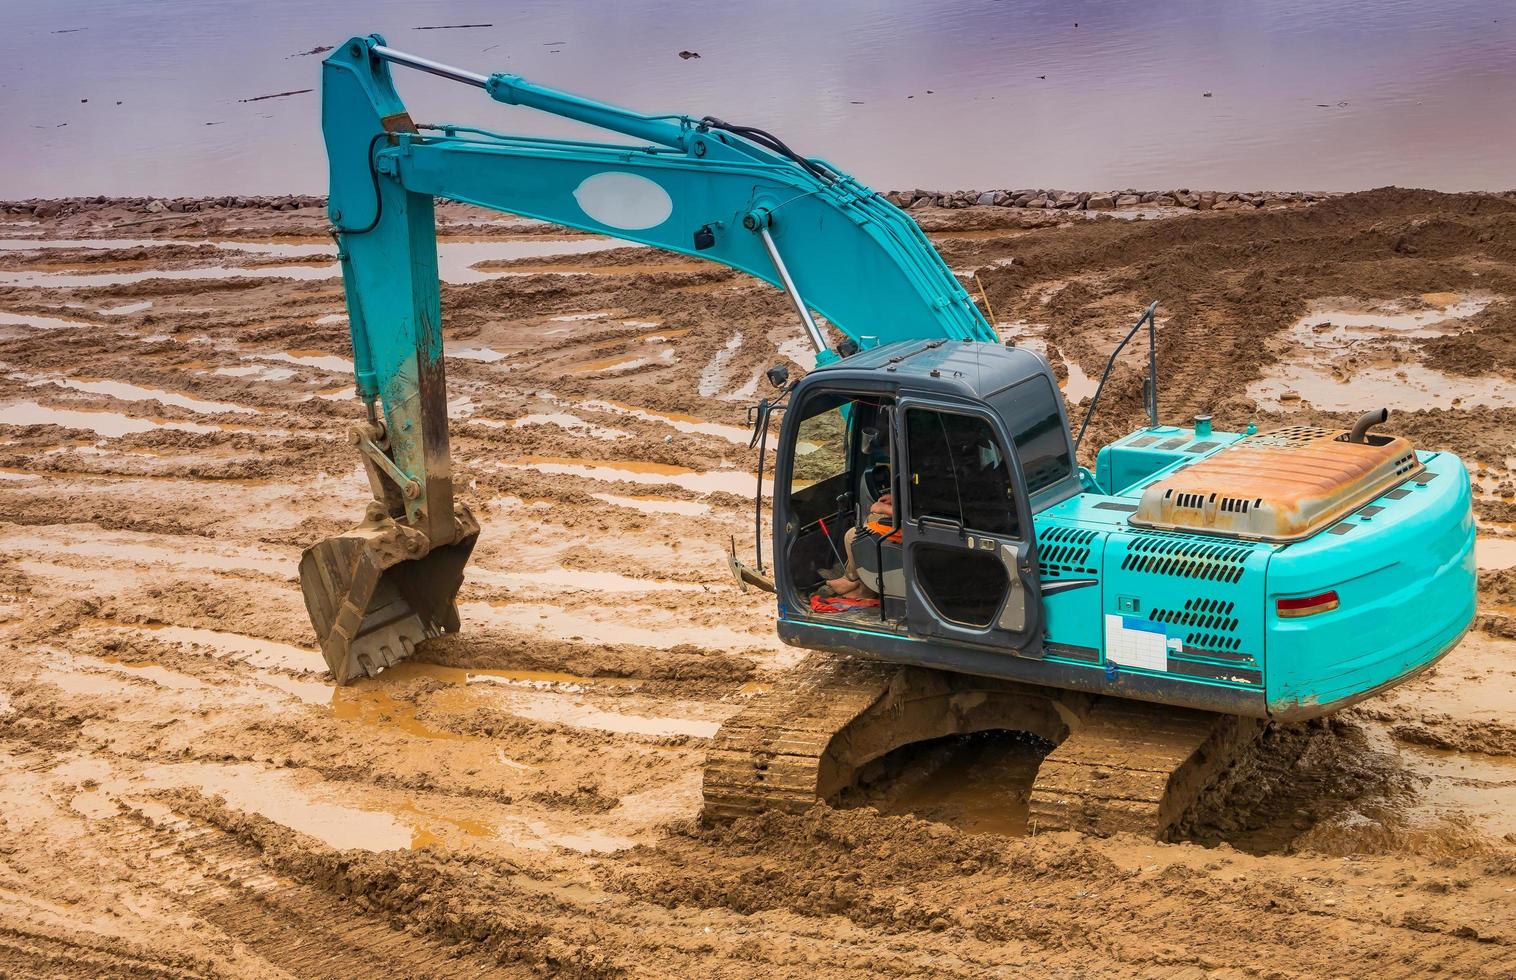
[1073,301,1160,454]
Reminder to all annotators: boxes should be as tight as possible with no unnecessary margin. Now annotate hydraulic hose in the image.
[698,117,835,183]
[330,132,391,236]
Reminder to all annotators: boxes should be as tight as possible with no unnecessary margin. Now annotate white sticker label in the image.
[1104,614,1169,672]
[572,172,673,230]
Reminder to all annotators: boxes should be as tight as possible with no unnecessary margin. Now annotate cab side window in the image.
[789,395,851,496]
[1002,376,1073,494]
[904,409,1019,537]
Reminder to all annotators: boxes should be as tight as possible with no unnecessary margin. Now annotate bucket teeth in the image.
[299,505,479,684]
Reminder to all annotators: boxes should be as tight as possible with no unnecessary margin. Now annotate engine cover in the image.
[1130,425,1422,542]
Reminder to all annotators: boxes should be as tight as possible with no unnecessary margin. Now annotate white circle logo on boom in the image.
[573,172,673,230]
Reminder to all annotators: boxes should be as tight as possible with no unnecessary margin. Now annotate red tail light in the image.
[1276,591,1340,618]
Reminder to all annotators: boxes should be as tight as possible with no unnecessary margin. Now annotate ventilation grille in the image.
[1152,598,1238,630]
[1393,453,1417,478]
[1166,489,1260,515]
[1172,491,1205,511]
[1150,598,1243,650]
[1038,525,1098,579]
[1120,533,1252,582]
[1243,425,1334,449]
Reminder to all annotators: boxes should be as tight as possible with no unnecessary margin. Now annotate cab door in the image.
[896,399,1044,657]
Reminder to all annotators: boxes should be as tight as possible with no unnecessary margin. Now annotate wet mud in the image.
[1,192,1514,976]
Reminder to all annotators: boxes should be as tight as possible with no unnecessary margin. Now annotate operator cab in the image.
[771,340,1080,661]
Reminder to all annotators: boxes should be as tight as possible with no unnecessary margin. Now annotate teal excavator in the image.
[302,37,1476,837]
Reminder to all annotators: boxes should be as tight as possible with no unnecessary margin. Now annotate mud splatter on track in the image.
[0,194,1513,975]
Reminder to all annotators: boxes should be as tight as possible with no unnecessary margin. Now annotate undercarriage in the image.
[702,654,1265,838]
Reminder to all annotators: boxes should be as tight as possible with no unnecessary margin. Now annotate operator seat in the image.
[853,522,904,600]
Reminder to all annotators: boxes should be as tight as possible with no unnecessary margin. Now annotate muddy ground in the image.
[0,189,1514,977]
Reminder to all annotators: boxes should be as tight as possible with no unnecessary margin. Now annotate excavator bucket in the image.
[299,506,480,684]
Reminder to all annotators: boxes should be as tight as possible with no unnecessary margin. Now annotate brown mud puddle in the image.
[579,399,752,445]
[1475,537,1516,571]
[0,309,104,331]
[333,660,717,742]
[463,599,774,657]
[5,530,294,578]
[1389,740,1516,839]
[1249,294,1515,411]
[253,349,354,374]
[502,455,761,497]
[0,400,224,436]
[473,260,709,276]
[13,371,259,415]
[466,563,689,593]
[568,349,675,375]
[589,493,712,516]
[498,412,630,441]
[78,758,483,852]
[100,622,321,671]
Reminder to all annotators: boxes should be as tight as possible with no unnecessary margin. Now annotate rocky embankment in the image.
[2,194,326,220]
[886,187,1334,211]
[893,186,1516,211]
[2,190,1311,221]
[10,187,1516,222]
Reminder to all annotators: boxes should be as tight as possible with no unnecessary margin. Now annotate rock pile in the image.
[6,189,1516,221]
[883,188,1339,211]
[1,195,326,218]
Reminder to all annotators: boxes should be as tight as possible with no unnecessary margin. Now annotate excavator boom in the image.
[307,35,996,682]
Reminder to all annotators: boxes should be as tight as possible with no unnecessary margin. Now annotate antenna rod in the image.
[1074,301,1159,453]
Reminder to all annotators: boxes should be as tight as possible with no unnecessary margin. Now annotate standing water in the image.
[2,0,1513,197]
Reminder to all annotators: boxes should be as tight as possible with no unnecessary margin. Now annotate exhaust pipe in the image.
[1346,408,1389,444]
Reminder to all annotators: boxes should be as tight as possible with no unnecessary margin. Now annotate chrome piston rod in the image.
[758,226,828,353]
[371,44,489,88]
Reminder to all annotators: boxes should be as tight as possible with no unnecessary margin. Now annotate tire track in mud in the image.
[64,800,508,978]
[0,926,212,980]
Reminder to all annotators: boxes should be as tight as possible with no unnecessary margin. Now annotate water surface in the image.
[3,0,1513,196]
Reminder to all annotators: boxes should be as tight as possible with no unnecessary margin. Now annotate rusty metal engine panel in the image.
[1131,425,1422,542]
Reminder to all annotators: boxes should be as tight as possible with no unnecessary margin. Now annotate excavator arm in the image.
[304,35,997,682]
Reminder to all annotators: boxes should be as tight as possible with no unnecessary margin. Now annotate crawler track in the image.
[1029,698,1266,837]
[702,655,898,819]
[705,654,1265,839]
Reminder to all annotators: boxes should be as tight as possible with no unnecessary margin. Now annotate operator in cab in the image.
[821,418,901,600]
[823,485,895,599]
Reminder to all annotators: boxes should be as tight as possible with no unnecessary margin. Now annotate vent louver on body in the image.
[1120,533,1251,583]
[1150,598,1243,652]
[1249,424,1335,449]
[1038,525,1099,579]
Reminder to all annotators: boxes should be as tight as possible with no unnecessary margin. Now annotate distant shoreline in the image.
[6,187,1516,223]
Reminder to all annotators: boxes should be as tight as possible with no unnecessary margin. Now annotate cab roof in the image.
[804,338,1083,512]
[810,339,1054,401]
